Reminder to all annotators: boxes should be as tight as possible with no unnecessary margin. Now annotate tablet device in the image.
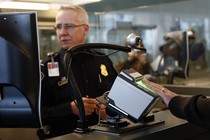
[97,69,160,123]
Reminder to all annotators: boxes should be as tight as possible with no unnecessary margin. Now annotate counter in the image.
[47,109,210,140]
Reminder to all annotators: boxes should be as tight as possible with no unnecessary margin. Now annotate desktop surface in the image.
[47,109,210,140]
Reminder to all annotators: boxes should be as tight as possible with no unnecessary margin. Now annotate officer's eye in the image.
[54,23,85,31]
[65,24,75,29]
[54,24,74,30]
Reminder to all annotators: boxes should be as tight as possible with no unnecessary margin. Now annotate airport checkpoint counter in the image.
[47,109,210,140]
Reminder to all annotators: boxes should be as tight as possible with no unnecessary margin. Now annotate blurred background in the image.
[1,0,210,87]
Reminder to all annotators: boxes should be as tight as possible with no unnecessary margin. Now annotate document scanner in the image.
[96,69,160,123]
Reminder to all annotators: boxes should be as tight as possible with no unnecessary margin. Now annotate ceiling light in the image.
[70,0,101,5]
[49,0,102,9]
[31,0,101,5]
[0,0,102,10]
[0,1,49,10]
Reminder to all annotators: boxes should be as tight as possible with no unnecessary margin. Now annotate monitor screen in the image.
[0,12,41,127]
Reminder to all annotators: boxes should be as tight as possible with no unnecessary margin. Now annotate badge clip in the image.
[47,52,55,63]
[47,52,60,77]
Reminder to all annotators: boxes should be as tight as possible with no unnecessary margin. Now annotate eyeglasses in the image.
[54,23,85,31]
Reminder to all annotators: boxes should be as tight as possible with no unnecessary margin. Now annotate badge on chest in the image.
[47,62,60,77]
[47,52,60,77]
[100,64,108,76]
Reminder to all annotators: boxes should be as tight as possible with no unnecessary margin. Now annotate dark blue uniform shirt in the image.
[41,48,118,137]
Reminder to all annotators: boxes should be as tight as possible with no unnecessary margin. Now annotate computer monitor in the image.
[157,30,190,83]
[174,31,190,78]
[0,11,41,127]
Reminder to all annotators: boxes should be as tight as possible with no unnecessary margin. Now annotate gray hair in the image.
[59,5,89,24]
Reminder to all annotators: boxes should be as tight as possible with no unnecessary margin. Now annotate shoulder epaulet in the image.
[40,52,59,66]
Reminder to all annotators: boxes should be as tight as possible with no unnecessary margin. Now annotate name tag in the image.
[47,62,60,77]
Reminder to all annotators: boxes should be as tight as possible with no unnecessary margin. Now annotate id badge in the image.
[47,62,60,77]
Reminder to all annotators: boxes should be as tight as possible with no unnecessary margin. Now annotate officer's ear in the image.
[83,24,89,36]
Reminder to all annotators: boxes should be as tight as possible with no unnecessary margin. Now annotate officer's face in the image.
[55,9,89,50]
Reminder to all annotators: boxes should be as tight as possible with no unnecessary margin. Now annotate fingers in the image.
[142,77,164,93]
[71,97,101,116]
[95,104,107,120]
[82,97,100,116]
[83,97,108,119]
[83,97,99,109]
[142,78,177,106]
[83,97,99,104]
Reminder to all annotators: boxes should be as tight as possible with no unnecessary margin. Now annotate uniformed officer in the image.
[41,5,118,137]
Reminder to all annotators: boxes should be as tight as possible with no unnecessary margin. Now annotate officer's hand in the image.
[83,97,99,116]
[95,104,108,120]
[70,97,99,116]
[70,101,79,116]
